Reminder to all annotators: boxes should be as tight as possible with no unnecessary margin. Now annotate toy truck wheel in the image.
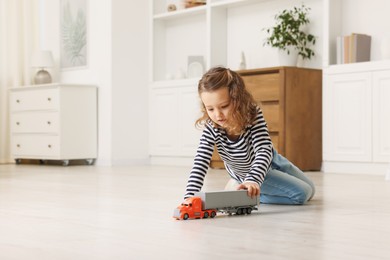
[236,208,243,215]
[183,213,189,220]
[203,212,209,218]
[210,211,216,218]
[246,208,252,214]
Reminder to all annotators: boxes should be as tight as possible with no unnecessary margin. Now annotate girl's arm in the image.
[183,126,215,199]
[246,108,274,186]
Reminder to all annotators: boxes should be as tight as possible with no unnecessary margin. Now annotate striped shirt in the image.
[184,107,274,199]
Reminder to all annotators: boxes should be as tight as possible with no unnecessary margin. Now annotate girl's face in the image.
[200,87,232,128]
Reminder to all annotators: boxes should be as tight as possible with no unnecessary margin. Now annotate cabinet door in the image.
[149,86,201,156]
[149,88,179,155]
[372,71,390,162]
[178,88,202,156]
[323,72,372,162]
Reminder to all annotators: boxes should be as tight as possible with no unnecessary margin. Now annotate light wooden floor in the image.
[0,164,389,260]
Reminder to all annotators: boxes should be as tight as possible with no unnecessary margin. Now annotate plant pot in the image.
[278,47,298,66]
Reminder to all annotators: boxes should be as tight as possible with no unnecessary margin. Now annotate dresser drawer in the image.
[11,112,60,133]
[10,88,59,111]
[258,102,279,132]
[11,135,60,158]
[244,73,280,102]
[270,133,279,150]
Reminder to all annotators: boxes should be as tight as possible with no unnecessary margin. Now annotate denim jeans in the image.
[260,150,315,205]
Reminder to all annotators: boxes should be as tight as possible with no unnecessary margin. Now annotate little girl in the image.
[184,66,315,205]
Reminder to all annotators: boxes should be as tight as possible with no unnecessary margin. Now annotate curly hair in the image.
[195,66,258,135]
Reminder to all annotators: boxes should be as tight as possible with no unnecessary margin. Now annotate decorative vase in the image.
[238,51,246,70]
[278,47,298,66]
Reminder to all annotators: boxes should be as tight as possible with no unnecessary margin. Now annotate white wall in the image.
[40,0,149,165]
[227,0,323,69]
[111,1,149,165]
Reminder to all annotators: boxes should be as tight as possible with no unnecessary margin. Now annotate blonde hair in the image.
[195,67,257,135]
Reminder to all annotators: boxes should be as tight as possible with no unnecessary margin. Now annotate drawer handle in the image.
[16,144,21,148]
[47,121,51,125]
[48,144,52,148]
[47,97,52,102]
[16,99,20,103]
[16,122,20,125]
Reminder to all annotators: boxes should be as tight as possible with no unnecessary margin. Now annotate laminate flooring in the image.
[0,164,389,260]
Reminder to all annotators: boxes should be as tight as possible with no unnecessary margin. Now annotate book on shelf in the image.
[336,33,371,64]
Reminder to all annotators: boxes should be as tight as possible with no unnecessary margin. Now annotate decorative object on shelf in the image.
[336,33,371,64]
[264,5,316,66]
[175,68,186,79]
[31,50,54,84]
[60,0,87,70]
[167,4,177,12]
[165,73,174,80]
[238,51,246,70]
[184,0,206,9]
[278,47,299,66]
[187,56,204,78]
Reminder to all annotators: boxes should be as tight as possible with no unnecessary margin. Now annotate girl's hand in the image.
[237,182,260,198]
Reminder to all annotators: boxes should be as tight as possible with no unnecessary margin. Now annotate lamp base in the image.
[34,69,52,84]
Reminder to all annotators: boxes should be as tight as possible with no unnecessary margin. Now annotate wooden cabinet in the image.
[9,84,97,165]
[210,67,322,171]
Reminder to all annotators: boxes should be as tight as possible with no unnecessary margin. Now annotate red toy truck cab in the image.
[173,196,217,220]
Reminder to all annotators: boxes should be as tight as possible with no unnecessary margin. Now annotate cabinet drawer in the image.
[260,102,279,132]
[270,133,279,151]
[11,112,59,133]
[11,135,60,158]
[10,88,59,111]
[243,73,280,102]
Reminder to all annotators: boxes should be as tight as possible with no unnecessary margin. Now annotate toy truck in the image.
[173,190,259,220]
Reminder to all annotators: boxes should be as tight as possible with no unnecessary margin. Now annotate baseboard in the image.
[150,156,194,166]
[323,161,389,176]
[0,157,13,164]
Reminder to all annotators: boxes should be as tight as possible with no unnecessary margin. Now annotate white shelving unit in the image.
[150,0,323,83]
[149,0,324,165]
[322,0,390,175]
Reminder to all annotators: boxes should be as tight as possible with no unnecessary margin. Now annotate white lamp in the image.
[31,50,54,84]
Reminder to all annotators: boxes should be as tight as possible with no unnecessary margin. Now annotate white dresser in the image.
[9,84,97,166]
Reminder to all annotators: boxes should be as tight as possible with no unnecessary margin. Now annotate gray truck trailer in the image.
[195,190,259,215]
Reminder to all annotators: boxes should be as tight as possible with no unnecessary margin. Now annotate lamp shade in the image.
[31,50,54,68]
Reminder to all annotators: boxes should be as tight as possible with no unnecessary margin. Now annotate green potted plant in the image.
[264,5,316,65]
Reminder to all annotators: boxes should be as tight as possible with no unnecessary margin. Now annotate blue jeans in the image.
[260,150,315,205]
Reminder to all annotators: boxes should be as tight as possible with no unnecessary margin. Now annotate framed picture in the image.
[60,0,88,70]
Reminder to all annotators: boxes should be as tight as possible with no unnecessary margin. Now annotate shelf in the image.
[153,5,207,21]
[324,0,389,67]
[151,0,324,83]
[210,0,269,9]
[151,78,199,89]
[325,60,390,74]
